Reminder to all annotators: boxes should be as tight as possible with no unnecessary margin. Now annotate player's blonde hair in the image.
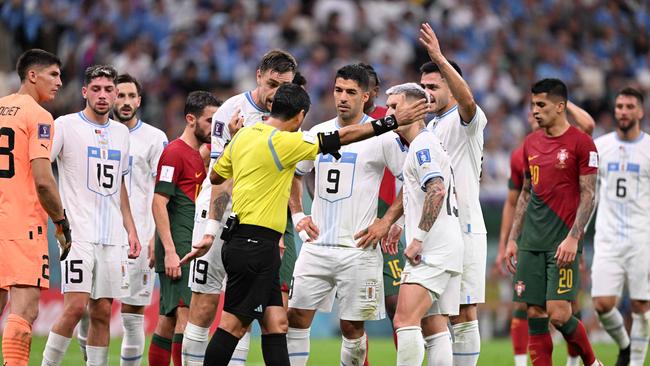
[386,82,430,103]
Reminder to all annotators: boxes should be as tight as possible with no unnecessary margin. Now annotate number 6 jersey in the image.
[594,131,650,254]
[51,112,130,246]
[296,115,406,248]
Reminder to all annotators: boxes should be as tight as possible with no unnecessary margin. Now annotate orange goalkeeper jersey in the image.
[0,93,54,240]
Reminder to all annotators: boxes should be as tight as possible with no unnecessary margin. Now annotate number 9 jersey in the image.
[50,112,131,246]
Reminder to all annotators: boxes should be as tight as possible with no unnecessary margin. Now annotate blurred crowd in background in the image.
[3,0,648,339]
[2,0,650,201]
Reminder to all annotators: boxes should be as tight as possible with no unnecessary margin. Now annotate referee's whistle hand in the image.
[394,99,428,126]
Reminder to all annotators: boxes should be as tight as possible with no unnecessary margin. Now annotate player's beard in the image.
[113,107,137,123]
[90,104,111,117]
[194,127,211,144]
[617,118,638,133]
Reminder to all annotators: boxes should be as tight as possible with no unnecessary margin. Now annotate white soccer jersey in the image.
[402,129,463,273]
[295,115,407,248]
[594,131,650,254]
[194,91,269,218]
[124,120,168,245]
[427,105,487,234]
[51,112,130,246]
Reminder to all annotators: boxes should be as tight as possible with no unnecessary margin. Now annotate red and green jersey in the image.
[508,143,525,190]
[518,126,598,252]
[154,138,206,272]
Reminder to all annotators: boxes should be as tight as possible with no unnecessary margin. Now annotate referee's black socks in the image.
[204,328,239,365]
[262,333,290,366]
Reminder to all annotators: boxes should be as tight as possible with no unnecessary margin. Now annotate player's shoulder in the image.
[54,112,80,123]
[412,130,444,154]
[217,92,248,113]
[139,121,168,141]
[309,117,338,133]
[9,94,51,117]
[594,131,616,147]
[109,118,129,134]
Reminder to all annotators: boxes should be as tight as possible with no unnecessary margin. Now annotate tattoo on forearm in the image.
[418,177,445,232]
[212,190,230,221]
[569,174,596,239]
[509,177,531,242]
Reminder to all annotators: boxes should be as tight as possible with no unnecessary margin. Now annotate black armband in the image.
[317,131,342,159]
[371,114,398,136]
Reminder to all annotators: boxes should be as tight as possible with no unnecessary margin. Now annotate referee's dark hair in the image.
[617,86,644,105]
[531,78,568,102]
[258,49,297,74]
[184,91,222,117]
[16,49,61,82]
[420,60,463,77]
[271,84,311,121]
[336,64,370,91]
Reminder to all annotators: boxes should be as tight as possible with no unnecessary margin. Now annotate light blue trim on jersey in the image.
[78,111,111,128]
[420,171,442,191]
[614,131,646,144]
[268,129,284,170]
[295,166,308,176]
[245,91,265,113]
[334,114,369,130]
[129,119,143,132]
[436,104,458,119]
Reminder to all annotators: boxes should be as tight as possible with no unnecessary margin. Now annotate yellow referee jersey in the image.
[214,122,319,233]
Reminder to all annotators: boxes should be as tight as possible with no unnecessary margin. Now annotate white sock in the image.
[598,307,631,349]
[41,332,72,366]
[182,322,210,366]
[514,354,527,366]
[425,331,452,366]
[86,345,109,366]
[630,311,650,366]
[287,327,310,366]
[228,331,250,365]
[341,333,367,366]
[565,355,580,366]
[452,320,480,366]
[78,313,89,361]
[396,326,424,366]
[120,313,145,366]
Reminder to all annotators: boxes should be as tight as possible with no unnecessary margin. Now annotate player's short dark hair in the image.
[617,87,644,105]
[271,83,311,121]
[258,50,297,74]
[419,60,463,77]
[84,65,117,86]
[184,91,221,117]
[116,73,142,96]
[357,62,380,87]
[292,71,307,87]
[335,64,370,91]
[531,78,568,102]
[16,49,61,82]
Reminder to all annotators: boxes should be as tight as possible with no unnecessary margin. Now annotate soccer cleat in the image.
[614,345,630,366]
[54,210,72,260]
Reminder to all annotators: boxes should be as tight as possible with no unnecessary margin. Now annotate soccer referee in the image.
[185,83,426,365]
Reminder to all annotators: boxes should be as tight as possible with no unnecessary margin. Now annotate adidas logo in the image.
[254,305,263,313]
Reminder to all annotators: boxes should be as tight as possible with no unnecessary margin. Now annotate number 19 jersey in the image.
[594,132,650,254]
[51,112,130,246]
[296,115,407,248]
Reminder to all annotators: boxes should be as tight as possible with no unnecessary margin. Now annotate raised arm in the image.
[567,101,595,135]
[419,23,476,123]
[505,175,532,273]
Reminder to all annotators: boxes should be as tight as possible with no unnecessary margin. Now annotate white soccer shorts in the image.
[591,242,650,300]
[459,232,486,304]
[289,244,386,321]
[121,243,155,306]
[188,212,226,295]
[60,241,129,300]
[401,262,461,316]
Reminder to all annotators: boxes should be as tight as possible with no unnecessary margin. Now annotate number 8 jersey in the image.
[296,115,406,248]
[51,112,130,246]
[594,131,650,254]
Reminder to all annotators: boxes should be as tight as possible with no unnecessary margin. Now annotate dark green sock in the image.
[557,315,579,336]
[173,333,184,344]
[152,333,172,351]
[528,317,550,335]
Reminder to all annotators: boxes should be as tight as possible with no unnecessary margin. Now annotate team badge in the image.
[365,280,378,301]
[416,149,431,166]
[143,273,148,286]
[515,280,526,297]
[555,148,569,169]
[213,121,224,137]
[37,123,51,139]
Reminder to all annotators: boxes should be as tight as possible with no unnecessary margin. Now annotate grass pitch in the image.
[6,336,620,365]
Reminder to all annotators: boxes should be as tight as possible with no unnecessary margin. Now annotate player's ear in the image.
[557,100,566,114]
[81,86,88,100]
[27,69,38,84]
[362,90,369,104]
[186,113,196,126]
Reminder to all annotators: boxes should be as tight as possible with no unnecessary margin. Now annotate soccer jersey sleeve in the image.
[508,147,524,190]
[121,138,130,176]
[155,148,184,197]
[381,132,406,178]
[462,106,488,136]
[150,131,168,176]
[50,117,64,162]
[576,133,598,176]
[27,109,54,161]
[210,104,235,159]
[271,130,319,169]
[414,142,443,191]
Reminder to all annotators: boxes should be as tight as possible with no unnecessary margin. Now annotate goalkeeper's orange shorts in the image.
[0,237,50,289]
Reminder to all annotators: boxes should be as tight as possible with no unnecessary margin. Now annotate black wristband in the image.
[317,131,342,159]
[371,114,398,136]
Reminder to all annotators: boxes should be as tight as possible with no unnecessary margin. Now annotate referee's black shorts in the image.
[221,224,283,320]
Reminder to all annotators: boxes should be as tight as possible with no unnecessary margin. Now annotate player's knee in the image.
[63,302,87,322]
[340,320,364,339]
[287,308,311,328]
[450,304,477,324]
[592,298,615,314]
[12,303,38,324]
[189,295,218,326]
[548,307,572,328]
[630,300,650,314]
[393,312,417,330]
[513,301,528,312]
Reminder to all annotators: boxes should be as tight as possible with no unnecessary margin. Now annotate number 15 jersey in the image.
[296,115,406,248]
[51,112,130,246]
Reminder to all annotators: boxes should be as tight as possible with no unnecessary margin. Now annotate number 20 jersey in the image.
[296,115,406,248]
[594,131,650,253]
[51,112,130,246]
